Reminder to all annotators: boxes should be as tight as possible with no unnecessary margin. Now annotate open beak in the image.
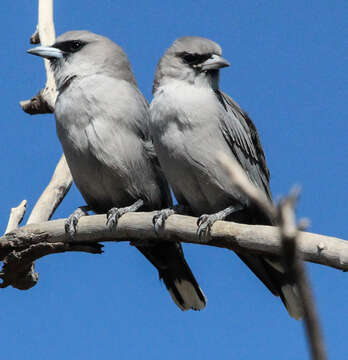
[27,46,63,60]
[199,54,230,71]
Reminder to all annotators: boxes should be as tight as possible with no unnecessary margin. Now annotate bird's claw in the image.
[197,214,217,242]
[107,208,124,231]
[107,200,144,231]
[197,214,208,227]
[152,212,164,234]
[65,213,80,238]
[64,206,89,239]
[152,209,174,234]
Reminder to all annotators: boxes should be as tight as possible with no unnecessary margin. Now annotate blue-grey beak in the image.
[199,54,230,71]
[27,46,63,59]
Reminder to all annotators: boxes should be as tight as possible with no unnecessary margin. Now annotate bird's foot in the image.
[106,207,127,231]
[106,199,144,231]
[152,205,190,234]
[196,214,220,242]
[152,208,175,234]
[197,205,242,242]
[65,206,90,238]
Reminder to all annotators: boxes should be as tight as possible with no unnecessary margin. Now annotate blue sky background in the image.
[1,1,347,359]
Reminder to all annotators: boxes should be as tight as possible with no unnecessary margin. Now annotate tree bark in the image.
[1,213,347,271]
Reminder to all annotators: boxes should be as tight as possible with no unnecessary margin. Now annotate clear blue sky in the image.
[1,1,347,359]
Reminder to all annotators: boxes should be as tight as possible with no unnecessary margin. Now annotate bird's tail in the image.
[160,264,206,311]
[137,242,206,311]
[237,252,303,320]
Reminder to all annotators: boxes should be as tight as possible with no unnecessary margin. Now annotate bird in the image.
[150,36,303,319]
[27,30,206,311]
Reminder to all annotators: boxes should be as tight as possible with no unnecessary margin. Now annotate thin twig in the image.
[279,196,327,360]
[30,26,40,44]
[218,153,327,359]
[5,200,27,234]
[217,153,276,220]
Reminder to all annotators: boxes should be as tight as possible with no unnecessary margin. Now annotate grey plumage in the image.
[150,36,303,319]
[27,31,206,311]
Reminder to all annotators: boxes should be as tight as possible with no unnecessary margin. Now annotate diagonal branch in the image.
[27,155,72,224]
[5,200,27,234]
[278,195,327,360]
[218,153,327,359]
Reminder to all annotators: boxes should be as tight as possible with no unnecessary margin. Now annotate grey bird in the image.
[27,31,206,311]
[150,36,303,319]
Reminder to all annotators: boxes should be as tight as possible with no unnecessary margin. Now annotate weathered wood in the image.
[27,155,72,224]
[278,195,327,360]
[5,200,27,234]
[1,213,347,272]
[14,0,73,290]
[20,0,57,113]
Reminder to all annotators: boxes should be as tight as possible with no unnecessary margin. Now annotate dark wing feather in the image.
[215,90,272,200]
[215,91,303,318]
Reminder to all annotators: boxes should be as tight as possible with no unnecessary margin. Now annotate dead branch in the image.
[278,195,327,360]
[5,200,27,234]
[27,155,72,224]
[13,0,73,290]
[0,240,102,290]
[3,154,73,290]
[20,0,57,114]
[218,153,327,359]
[3,155,74,290]
[1,212,347,270]
[217,153,276,220]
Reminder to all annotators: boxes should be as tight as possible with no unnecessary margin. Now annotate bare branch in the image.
[217,153,276,221]
[13,154,73,290]
[20,0,57,114]
[27,155,72,224]
[30,26,40,44]
[19,89,54,114]
[218,153,327,359]
[279,195,327,360]
[16,0,75,290]
[0,241,102,290]
[1,212,347,269]
[5,200,27,234]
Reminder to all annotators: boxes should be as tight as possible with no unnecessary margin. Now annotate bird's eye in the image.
[52,40,86,54]
[70,41,83,51]
[181,53,198,64]
[179,52,213,66]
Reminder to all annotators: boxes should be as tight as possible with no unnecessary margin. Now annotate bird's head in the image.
[153,36,230,93]
[27,30,136,91]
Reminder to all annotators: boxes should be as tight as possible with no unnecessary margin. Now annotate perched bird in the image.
[27,31,206,311]
[150,36,303,319]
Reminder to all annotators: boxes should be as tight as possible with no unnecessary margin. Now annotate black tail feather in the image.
[136,241,206,311]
